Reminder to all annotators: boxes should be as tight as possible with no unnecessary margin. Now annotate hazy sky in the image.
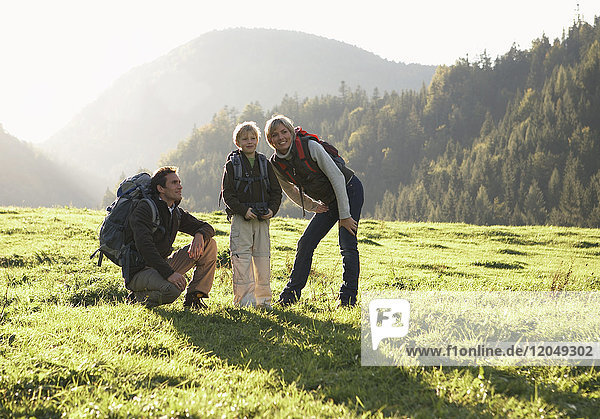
[1,0,598,143]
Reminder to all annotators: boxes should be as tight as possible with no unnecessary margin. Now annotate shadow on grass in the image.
[473,261,525,270]
[155,305,496,417]
[483,367,600,417]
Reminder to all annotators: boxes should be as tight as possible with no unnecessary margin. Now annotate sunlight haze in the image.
[1,0,598,143]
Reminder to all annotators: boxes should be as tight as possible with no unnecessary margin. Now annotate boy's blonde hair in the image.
[264,114,295,148]
[233,121,261,146]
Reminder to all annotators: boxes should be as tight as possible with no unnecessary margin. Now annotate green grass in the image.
[1,206,600,417]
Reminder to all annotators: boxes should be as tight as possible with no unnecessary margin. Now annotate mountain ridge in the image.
[0,126,95,207]
[41,28,436,196]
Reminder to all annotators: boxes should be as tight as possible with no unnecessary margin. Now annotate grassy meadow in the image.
[1,206,600,417]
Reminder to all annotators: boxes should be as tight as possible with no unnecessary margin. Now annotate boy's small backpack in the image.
[91,172,160,267]
[228,150,270,193]
[271,126,347,184]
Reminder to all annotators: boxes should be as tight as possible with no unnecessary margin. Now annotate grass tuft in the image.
[274,245,295,252]
[216,249,231,268]
[550,263,574,292]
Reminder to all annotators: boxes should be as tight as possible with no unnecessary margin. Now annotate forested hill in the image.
[162,19,600,227]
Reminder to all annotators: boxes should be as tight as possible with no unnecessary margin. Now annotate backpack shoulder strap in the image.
[270,154,297,184]
[296,127,346,173]
[229,151,243,190]
[257,153,270,190]
[140,197,160,232]
[295,135,319,173]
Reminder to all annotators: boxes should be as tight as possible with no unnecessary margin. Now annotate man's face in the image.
[236,130,258,156]
[157,172,182,204]
[268,123,292,154]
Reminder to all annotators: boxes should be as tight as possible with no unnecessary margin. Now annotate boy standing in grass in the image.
[221,121,282,307]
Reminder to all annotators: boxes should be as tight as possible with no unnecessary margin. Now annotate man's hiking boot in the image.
[183,291,208,309]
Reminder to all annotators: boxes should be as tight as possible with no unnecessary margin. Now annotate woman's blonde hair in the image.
[264,114,295,147]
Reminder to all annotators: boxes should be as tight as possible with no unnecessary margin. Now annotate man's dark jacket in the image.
[123,194,215,284]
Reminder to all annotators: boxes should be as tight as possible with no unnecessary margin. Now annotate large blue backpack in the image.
[91,172,160,267]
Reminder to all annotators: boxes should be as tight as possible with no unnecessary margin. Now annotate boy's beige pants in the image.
[229,215,271,307]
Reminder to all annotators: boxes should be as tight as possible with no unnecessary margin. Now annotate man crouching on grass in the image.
[124,166,217,308]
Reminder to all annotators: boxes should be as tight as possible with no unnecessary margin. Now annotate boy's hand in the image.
[245,207,257,220]
[260,208,274,220]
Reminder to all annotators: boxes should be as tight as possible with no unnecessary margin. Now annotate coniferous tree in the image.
[552,156,587,226]
[523,180,547,225]
[474,185,493,225]
[547,167,562,209]
[101,188,116,209]
[588,170,600,226]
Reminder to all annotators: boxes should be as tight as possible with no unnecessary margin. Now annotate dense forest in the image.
[161,19,600,227]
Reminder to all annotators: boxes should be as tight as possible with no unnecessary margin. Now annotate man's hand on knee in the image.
[167,272,187,291]
[188,233,205,259]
